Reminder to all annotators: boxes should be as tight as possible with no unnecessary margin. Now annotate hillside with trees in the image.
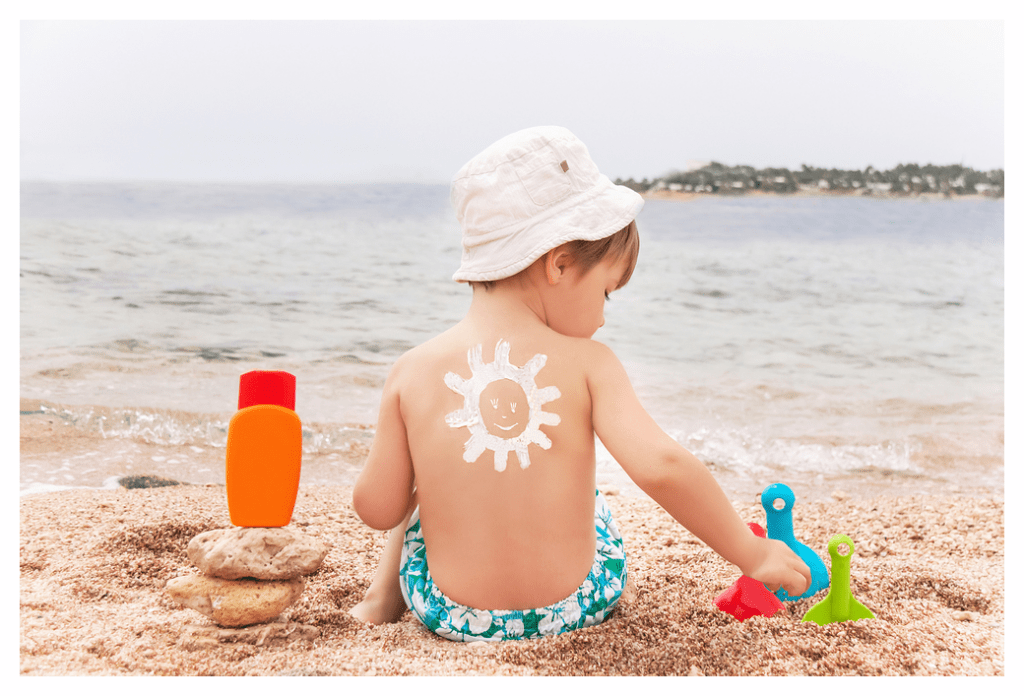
[615,163,1004,198]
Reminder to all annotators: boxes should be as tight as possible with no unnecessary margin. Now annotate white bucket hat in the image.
[451,126,644,282]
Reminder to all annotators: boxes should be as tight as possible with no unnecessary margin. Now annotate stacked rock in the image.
[166,526,329,628]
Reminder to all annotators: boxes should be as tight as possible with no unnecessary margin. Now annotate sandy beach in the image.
[20,482,1003,676]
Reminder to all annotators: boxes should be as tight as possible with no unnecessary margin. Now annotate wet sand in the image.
[20,483,1003,676]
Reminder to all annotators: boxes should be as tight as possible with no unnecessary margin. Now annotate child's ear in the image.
[544,245,574,285]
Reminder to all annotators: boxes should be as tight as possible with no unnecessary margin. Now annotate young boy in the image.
[350,126,811,641]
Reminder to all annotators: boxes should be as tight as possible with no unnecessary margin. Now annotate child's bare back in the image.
[382,327,604,609]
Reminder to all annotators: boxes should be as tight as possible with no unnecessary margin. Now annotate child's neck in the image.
[465,274,549,331]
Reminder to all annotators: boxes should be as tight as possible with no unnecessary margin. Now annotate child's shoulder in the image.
[547,335,622,373]
[392,328,622,380]
[385,328,464,381]
[567,338,626,381]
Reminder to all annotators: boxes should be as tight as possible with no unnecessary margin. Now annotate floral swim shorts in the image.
[399,490,627,642]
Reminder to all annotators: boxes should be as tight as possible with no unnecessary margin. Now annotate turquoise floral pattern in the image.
[399,490,627,642]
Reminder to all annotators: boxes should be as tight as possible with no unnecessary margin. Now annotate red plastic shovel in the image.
[713,522,786,621]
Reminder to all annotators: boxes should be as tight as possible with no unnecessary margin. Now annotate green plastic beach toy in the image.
[802,534,875,626]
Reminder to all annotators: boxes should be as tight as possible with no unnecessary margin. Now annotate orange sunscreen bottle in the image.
[225,370,302,527]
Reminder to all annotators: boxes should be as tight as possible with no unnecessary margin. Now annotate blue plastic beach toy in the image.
[760,483,829,601]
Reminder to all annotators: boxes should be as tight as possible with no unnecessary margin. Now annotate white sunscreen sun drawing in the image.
[444,340,561,472]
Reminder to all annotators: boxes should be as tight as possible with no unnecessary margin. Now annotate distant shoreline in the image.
[642,189,999,203]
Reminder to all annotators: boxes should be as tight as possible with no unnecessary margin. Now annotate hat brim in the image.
[452,178,644,282]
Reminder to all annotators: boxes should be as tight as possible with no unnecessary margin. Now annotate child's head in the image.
[470,219,639,292]
[450,126,644,287]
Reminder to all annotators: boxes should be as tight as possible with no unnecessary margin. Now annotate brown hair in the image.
[563,219,640,290]
[471,220,639,291]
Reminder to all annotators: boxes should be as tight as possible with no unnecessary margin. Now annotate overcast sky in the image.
[20,19,1005,183]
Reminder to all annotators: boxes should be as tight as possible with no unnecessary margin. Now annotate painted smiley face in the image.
[479,379,529,439]
[444,340,562,472]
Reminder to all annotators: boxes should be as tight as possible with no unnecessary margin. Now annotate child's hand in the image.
[742,538,812,597]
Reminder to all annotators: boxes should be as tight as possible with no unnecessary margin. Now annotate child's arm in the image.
[588,343,811,596]
[352,358,415,531]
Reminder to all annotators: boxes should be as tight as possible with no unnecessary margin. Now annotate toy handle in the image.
[761,483,797,542]
[826,534,854,616]
[828,534,855,560]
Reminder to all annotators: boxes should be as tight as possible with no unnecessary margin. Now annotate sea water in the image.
[20,182,1004,502]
